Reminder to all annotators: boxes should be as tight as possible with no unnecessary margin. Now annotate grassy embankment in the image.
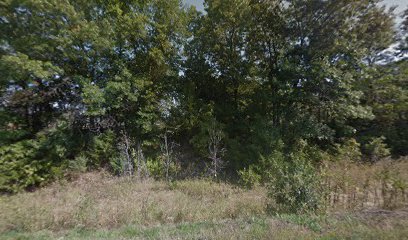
[1,159,408,239]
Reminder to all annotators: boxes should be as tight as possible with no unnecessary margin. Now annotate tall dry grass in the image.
[0,172,266,233]
[1,158,408,236]
[325,158,408,211]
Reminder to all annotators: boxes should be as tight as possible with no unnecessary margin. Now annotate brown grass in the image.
[0,172,267,233]
[1,159,408,239]
[325,158,408,211]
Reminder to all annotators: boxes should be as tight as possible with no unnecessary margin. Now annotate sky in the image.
[385,0,408,15]
[183,0,408,16]
[182,0,407,59]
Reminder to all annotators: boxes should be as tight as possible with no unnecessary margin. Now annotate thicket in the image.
[0,0,407,213]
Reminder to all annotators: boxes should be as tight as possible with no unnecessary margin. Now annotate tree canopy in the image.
[0,0,406,192]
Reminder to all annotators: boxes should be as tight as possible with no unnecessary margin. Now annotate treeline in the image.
[0,0,407,202]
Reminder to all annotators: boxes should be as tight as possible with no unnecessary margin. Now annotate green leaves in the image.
[0,53,62,83]
[81,79,106,116]
[0,139,49,192]
[263,142,326,214]
[0,0,404,192]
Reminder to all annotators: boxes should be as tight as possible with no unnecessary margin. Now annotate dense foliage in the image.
[0,0,406,213]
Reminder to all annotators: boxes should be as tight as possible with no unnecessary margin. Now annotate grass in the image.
[325,158,408,210]
[2,215,408,240]
[1,165,408,239]
[0,172,267,233]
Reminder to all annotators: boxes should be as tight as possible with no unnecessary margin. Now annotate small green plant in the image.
[275,214,323,232]
[146,158,164,179]
[335,138,362,162]
[238,166,261,189]
[109,156,124,176]
[68,155,88,173]
[364,136,391,162]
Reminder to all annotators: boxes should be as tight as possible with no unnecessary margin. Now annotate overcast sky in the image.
[184,0,407,16]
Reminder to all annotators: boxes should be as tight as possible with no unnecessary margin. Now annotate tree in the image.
[0,0,189,191]
[182,0,396,170]
[353,8,408,156]
[0,0,403,193]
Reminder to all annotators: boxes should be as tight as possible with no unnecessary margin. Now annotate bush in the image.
[87,130,119,169]
[238,166,261,189]
[363,136,391,162]
[0,119,90,192]
[68,155,89,173]
[146,158,164,179]
[0,139,54,193]
[335,138,362,162]
[264,142,325,214]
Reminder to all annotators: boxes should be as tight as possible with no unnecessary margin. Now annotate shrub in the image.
[264,142,326,214]
[87,130,119,169]
[0,120,85,192]
[0,139,53,192]
[335,138,362,162]
[68,155,89,173]
[363,136,391,162]
[146,158,164,179]
[108,156,123,176]
[238,166,261,189]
